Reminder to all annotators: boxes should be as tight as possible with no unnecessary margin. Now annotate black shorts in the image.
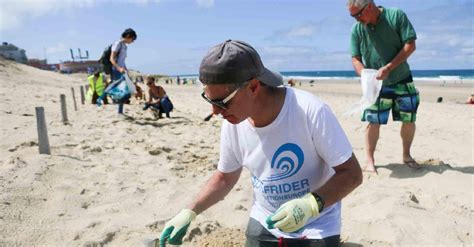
[245,218,340,247]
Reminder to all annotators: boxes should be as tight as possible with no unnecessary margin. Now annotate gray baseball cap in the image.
[199,40,283,87]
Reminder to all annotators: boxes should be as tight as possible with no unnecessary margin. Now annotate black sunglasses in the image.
[201,86,241,110]
[201,81,251,110]
[351,4,368,19]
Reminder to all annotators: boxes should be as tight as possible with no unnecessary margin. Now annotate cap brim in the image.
[256,67,283,87]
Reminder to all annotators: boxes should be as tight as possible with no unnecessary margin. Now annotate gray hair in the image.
[227,81,250,92]
[347,0,373,8]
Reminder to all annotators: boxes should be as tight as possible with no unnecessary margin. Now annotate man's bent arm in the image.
[315,153,362,207]
[351,56,365,76]
[188,168,242,215]
[378,40,416,80]
[385,40,416,71]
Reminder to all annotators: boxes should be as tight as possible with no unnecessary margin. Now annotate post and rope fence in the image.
[35,107,51,155]
[71,87,78,111]
[80,85,85,105]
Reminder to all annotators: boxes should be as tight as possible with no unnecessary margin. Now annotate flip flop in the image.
[404,160,421,170]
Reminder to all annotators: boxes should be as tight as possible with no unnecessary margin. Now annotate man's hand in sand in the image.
[266,193,320,233]
[159,209,196,246]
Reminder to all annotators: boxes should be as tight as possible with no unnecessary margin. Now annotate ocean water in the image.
[178,69,474,82]
[281,69,474,81]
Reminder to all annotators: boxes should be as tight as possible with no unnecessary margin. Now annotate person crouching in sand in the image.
[143,76,172,118]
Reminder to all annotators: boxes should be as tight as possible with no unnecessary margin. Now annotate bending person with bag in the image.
[86,69,108,105]
[98,28,137,114]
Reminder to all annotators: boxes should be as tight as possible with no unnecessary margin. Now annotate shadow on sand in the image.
[112,113,195,128]
[340,242,364,247]
[378,160,474,179]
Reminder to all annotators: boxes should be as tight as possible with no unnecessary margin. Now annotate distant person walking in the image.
[348,0,420,173]
[86,70,108,105]
[109,28,137,114]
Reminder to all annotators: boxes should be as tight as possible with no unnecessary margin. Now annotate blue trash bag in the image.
[97,73,136,106]
[160,96,174,113]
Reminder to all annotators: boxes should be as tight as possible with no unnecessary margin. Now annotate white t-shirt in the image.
[218,87,353,239]
[111,40,127,68]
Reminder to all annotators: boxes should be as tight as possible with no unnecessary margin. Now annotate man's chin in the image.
[224,115,244,125]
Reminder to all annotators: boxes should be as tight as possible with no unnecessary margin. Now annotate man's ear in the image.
[248,79,260,94]
[367,2,374,10]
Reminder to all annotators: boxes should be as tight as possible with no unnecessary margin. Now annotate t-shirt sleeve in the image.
[217,122,242,173]
[350,24,361,57]
[111,41,121,53]
[311,105,353,167]
[396,9,417,43]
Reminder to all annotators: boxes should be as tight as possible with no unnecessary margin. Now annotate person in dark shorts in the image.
[143,76,172,118]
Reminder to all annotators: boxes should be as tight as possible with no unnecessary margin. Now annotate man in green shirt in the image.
[348,0,420,173]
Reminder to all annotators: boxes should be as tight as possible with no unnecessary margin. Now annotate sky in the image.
[1,0,473,75]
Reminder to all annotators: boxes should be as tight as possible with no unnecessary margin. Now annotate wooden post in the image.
[35,107,51,155]
[80,86,85,105]
[60,94,68,124]
[71,87,78,111]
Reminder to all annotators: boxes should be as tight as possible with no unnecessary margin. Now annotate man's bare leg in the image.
[401,122,420,169]
[365,123,380,173]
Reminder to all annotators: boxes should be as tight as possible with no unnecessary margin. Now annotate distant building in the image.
[28,58,50,70]
[0,42,28,64]
[27,59,59,71]
[50,63,60,71]
[59,60,101,74]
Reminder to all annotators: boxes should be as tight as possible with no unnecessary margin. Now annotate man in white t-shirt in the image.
[159,40,362,247]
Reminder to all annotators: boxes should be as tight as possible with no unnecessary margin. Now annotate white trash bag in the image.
[344,69,382,116]
[123,73,137,94]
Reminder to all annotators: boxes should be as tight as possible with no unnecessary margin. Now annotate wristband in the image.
[312,193,325,212]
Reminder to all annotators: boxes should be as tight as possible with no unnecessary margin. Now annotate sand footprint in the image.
[147,146,173,156]
[8,156,28,172]
[83,231,117,247]
[149,221,223,244]
[8,141,37,152]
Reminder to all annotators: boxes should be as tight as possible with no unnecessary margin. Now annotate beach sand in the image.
[1,58,472,246]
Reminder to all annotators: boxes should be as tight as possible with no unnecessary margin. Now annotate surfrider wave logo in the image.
[263,143,304,182]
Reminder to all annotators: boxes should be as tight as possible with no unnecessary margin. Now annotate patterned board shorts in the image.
[362,80,420,124]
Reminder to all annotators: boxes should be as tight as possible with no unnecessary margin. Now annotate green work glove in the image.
[266,193,320,233]
[159,209,196,246]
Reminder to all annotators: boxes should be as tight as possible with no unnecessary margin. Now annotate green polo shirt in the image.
[350,7,417,86]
